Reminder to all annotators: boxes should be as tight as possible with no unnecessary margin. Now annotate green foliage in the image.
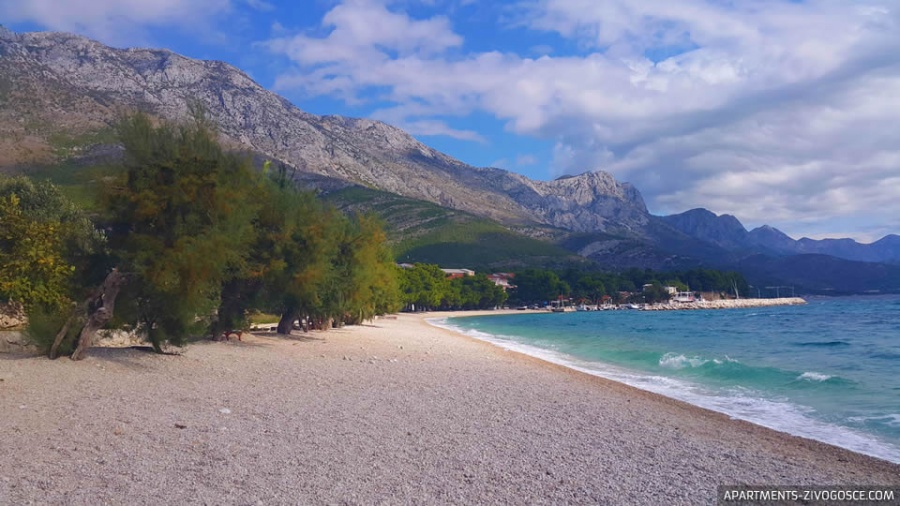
[325,187,581,269]
[450,274,508,310]
[0,193,75,309]
[0,176,102,255]
[572,275,606,302]
[398,263,450,310]
[25,304,81,355]
[24,161,111,213]
[508,269,570,305]
[47,127,117,159]
[104,112,258,350]
[0,176,107,304]
[398,224,578,268]
[396,264,507,310]
[507,266,750,304]
[247,179,340,330]
[322,213,402,325]
[641,281,670,304]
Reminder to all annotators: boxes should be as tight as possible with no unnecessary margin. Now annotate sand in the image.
[1,310,897,505]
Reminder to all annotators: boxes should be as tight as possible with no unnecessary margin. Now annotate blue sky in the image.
[3,0,900,242]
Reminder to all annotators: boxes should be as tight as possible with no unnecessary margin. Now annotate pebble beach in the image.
[1,310,897,505]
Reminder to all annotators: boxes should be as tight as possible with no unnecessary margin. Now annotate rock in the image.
[0,302,27,330]
[94,328,146,348]
[0,331,39,355]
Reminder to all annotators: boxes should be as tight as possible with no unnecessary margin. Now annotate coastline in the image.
[429,309,900,463]
[641,297,807,311]
[1,310,897,504]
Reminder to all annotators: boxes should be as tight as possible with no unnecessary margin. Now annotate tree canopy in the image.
[396,264,507,311]
[0,110,405,359]
[0,177,101,310]
[102,112,259,351]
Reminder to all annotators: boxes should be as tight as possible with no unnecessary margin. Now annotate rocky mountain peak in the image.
[0,25,17,41]
[1,29,654,236]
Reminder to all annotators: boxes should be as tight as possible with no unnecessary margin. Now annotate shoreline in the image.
[424,309,900,464]
[2,310,897,504]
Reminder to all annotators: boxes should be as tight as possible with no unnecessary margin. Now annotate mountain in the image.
[664,208,900,265]
[2,28,898,293]
[0,28,650,237]
[736,254,900,295]
[659,208,749,251]
[791,235,900,264]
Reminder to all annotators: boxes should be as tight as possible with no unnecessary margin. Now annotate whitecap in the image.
[798,371,832,382]
[849,414,900,428]
[659,352,707,369]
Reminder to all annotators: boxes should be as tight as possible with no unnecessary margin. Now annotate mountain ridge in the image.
[0,29,651,236]
[663,208,900,265]
[2,28,899,293]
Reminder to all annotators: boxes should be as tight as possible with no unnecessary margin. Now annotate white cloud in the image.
[5,0,897,238]
[265,0,900,239]
[245,0,275,11]
[0,0,232,45]
[394,119,487,142]
[267,0,461,67]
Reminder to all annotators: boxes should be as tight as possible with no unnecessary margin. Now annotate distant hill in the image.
[663,208,900,265]
[324,187,586,270]
[736,254,900,295]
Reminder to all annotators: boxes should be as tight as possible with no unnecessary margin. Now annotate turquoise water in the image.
[437,296,900,463]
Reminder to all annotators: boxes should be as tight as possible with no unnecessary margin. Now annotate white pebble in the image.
[219,408,231,414]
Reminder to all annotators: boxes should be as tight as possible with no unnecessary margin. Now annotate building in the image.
[441,268,475,279]
[643,284,677,295]
[672,291,696,303]
[487,272,515,291]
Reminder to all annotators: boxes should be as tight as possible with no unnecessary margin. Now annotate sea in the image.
[433,295,900,464]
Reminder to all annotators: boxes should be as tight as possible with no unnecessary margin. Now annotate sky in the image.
[3,0,900,242]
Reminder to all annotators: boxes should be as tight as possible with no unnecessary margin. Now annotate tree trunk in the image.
[48,314,75,360]
[70,269,126,361]
[277,311,296,335]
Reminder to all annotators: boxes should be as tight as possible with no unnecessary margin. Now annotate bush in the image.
[25,305,81,356]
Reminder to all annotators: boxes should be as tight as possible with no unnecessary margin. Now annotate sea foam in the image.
[659,352,708,369]
[798,371,833,382]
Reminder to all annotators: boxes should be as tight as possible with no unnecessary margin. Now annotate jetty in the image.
[640,297,806,311]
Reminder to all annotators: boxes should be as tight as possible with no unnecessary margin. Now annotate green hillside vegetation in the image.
[8,128,120,212]
[325,186,585,269]
[20,161,106,212]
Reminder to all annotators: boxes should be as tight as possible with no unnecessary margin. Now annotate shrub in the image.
[25,304,81,356]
